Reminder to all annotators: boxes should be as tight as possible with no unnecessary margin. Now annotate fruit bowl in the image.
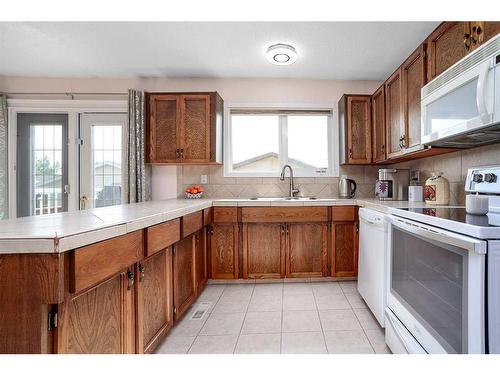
[185,191,204,199]
[185,185,204,199]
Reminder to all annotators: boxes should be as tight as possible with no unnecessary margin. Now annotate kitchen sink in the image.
[249,197,319,201]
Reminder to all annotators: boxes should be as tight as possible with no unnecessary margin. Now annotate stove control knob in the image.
[484,173,497,183]
[473,173,483,183]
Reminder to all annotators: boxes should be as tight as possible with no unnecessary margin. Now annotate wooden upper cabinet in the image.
[426,22,469,82]
[385,68,404,159]
[468,21,500,51]
[136,248,173,354]
[371,85,386,163]
[57,267,136,354]
[173,235,196,321]
[339,95,372,164]
[242,223,285,279]
[148,95,180,163]
[286,223,327,278]
[180,95,211,162]
[147,92,223,164]
[402,44,427,153]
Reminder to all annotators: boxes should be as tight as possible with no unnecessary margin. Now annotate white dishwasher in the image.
[357,207,387,327]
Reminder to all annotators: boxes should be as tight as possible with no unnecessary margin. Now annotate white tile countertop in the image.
[0,197,444,254]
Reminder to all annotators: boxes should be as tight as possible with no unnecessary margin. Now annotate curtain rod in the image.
[4,92,128,98]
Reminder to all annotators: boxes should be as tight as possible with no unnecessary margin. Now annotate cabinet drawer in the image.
[146,218,180,256]
[203,207,213,226]
[70,231,144,294]
[182,211,203,238]
[213,207,238,223]
[241,207,328,223]
[331,206,356,221]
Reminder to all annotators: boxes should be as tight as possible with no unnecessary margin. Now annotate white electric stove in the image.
[385,165,500,354]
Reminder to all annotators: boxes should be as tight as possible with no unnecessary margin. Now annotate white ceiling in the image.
[0,22,439,80]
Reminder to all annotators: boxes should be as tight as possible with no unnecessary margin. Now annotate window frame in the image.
[224,104,339,178]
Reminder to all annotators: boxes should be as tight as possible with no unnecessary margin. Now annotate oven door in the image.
[386,215,486,353]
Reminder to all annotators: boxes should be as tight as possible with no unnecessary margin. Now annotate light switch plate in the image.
[200,175,208,184]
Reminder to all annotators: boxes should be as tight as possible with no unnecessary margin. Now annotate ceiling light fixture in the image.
[265,43,298,65]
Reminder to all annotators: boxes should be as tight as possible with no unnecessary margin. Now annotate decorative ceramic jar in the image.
[424,172,450,205]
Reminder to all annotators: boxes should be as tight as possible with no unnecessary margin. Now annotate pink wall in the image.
[0,76,381,103]
[1,75,382,199]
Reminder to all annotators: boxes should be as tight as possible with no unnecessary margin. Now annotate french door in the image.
[16,113,69,217]
[79,113,128,210]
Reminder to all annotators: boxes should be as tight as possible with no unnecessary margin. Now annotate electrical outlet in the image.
[200,175,208,184]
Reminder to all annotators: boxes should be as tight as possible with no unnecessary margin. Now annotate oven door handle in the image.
[390,216,487,255]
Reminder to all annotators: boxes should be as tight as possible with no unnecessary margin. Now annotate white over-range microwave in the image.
[421,34,500,148]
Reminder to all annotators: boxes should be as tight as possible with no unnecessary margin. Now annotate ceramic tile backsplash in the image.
[390,143,500,205]
[178,165,379,199]
[178,143,500,203]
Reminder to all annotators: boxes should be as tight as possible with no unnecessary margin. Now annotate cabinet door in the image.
[469,21,500,50]
[347,95,372,164]
[481,22,500,44]
[136,248,173,354]
[210,224,239,279]
[242,223,285,279]
[195,229,208,293]
[427,22,469,81]
[148,95,180,163]
[286,223,327,278]
[173,235,196,321]
[180,95,211,163]
[402,44,426,153]
[385,68,404,159]
[371,85,386,163]
[331,222,358,277]
[57,268,136,354]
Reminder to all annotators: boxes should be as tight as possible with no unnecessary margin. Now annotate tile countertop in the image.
[0,197,445,254]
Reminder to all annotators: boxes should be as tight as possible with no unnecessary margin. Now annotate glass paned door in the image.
[79,113,127,209]
[16,113,69,217]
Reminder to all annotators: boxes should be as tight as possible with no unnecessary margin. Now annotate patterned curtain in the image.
[0,94,7,219]
[126,89,151,203]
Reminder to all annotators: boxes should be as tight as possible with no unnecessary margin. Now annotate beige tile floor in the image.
[155,281,391,354]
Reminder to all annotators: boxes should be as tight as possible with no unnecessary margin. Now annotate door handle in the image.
[127,269,135,290]
[477,61,493,123]
[79,195,88,210]
[139,264,145,282]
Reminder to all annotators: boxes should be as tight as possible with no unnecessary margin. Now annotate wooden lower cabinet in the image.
[57,267,136,354]
[242,223,285,279]
[286,223,328,278]
[195,229,208,292]
[173,234,196,321]
[210,224,239,279]
[136,248,173,354]
[331,221,359,277]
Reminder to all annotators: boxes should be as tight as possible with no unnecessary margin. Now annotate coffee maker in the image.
[375,169,410,201]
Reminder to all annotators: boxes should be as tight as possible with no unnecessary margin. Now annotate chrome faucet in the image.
[280,164,300,198]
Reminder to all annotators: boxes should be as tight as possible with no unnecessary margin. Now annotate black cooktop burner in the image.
[400,207,500,227]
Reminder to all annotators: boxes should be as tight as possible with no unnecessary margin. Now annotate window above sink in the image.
[224,106,338,178]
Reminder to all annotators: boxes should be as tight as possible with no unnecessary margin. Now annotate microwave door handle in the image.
[477,61,493,123]
[391,217,487,255]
